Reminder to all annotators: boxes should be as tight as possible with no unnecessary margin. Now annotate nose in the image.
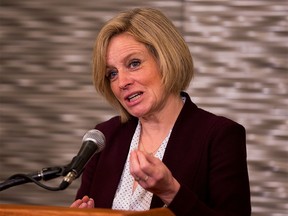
[118,70,132,90]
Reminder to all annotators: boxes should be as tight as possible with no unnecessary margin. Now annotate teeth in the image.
[128,93,141,102]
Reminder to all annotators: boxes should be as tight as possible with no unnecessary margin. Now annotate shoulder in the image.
[96,116,122,129]
[198,107,244,130]
[190,105,246,153]
[181,92,245,135]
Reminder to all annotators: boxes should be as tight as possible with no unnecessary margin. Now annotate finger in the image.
[134,151,155,184]
[140,150,161,165]
[134,174,149,183]
[130,150,141,174]
[82,195,91,203]
[130,150,148,182]
[129,150,140,181]
[137,150,171,184]
[141,175,149,182]
[70,199,83,208]
[87,198,94,208]
[136,151,156,173]
[79,202,88,208]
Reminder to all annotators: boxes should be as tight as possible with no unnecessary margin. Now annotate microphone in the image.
[60,129,105,190]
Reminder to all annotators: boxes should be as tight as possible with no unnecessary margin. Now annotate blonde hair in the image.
[93,8,194,122]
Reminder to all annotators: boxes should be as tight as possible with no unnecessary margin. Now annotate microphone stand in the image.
[0,166,66,191]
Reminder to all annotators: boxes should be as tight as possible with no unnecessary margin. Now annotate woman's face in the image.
[106,33,166,119]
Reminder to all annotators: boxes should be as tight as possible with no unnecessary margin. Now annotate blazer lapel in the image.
[92,119,138,208]
[151,95,205,208]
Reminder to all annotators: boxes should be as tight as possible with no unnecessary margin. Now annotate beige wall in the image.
[0,1,287,215]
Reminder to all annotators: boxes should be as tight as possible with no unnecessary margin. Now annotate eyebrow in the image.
[106,50,145,68]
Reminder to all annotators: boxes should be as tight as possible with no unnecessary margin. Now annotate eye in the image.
[106,69,118,81]
[129,59,141,69]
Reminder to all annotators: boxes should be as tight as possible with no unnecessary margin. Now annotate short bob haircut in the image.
[93,8,194,122]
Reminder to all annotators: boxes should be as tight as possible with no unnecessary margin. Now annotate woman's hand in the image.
[130,150,180,205]
[70,195,94,208]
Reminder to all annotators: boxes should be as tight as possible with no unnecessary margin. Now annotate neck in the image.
[139,93,184,150]
[140,93,183,132]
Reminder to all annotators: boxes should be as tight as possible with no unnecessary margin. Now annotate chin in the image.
[129,111,146,119]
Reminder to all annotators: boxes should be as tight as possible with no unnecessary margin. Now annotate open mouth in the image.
[127,92,143,102]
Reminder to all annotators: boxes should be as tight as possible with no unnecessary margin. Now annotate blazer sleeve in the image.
[168,119,251,216]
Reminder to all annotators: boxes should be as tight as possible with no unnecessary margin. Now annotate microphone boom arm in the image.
[0,129,105,192]
[0,166,66,191]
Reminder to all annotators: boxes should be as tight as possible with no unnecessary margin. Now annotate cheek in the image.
[109,83,120,100]
[110,82,117,94]
[149,74,163,90]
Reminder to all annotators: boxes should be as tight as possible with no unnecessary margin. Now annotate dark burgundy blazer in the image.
[76,92,251,216]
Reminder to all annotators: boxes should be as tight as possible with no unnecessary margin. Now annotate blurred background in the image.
[0,0,287,215]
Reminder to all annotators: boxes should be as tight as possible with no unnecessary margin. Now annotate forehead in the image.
[106,33,147,60]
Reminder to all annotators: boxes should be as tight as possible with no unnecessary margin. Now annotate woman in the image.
[71,8,251,216]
